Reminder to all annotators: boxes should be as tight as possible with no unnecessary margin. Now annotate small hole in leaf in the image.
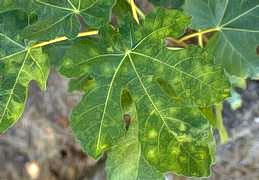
[256,46,259,56]
[123,114,131,131]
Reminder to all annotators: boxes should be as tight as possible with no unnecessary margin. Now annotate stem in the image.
[126,0,145,20]
[32,30,99,49]
[197,29,204,48]
[129,0,139,24]
[166,37,187,50]
[179,27,221,42]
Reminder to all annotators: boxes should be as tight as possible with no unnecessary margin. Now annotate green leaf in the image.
[184,0,259,78]
[60,8,230,177]
[150,0,185,9]
[139,105,216,177]
[68,75,95,92]
[0,0,24,13]
[0,10,29,37]
[0,12,50,133]
[21,0,116,40]
[106,89,163,180]
[0,0,36,14]
[107,137,163,180]
[43,41,73,67]
[0,0,17,13]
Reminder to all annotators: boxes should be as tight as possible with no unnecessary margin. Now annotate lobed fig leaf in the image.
[60,8,230,178]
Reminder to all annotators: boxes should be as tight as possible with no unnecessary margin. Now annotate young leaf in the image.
[0,11,50,133]
[21,0,116,40]
[60,8,230,177]
[184,0,259,78]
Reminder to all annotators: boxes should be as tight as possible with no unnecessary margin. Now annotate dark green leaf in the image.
[22,0,116,40]
[43,41,73,67]
[68,75,95,92]
[60,8,230,177]
[0,0,35,14]
[184,0,259,78]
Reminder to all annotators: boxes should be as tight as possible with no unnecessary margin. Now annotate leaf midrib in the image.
[96,54,128,150]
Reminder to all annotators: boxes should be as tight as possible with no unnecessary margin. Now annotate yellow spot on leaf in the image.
[179,123,187,132]
[195,151,207,160]
[147,149,156,159]
[178,155,188,163]
[171,148,180,155]
[148,129,158,139]
[107,47,113,52]
[176,134,192,143]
